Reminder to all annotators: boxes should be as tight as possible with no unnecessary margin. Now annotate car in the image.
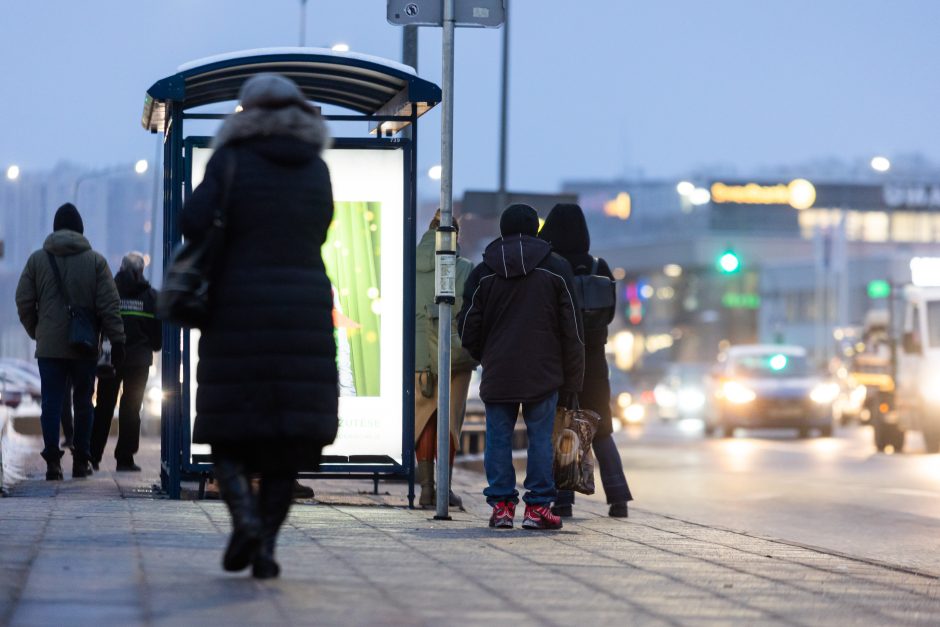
[704,344,838,438]
[653,363,709,422]
[609,362,645,426]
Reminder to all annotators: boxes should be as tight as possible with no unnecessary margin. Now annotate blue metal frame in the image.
[149,50,434,504]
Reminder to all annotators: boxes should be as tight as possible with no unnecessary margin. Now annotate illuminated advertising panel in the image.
[188,145,405,463]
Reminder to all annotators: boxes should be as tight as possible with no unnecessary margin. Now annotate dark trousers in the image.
[37,358,96,461]
[555,433,633,506]
[91,365,149,464]
[60,375,73,445]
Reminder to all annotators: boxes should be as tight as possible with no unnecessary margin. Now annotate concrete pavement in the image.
[2,437,940,626]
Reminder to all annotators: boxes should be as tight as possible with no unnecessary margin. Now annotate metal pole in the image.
[147,136,161,281]
[299,0,308,47]
[497,0,510,208]
[435,0,457,521]
[401,25,418,143]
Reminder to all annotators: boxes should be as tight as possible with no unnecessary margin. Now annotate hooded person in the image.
[539,203,633,518]
[414,210,477,509]
[458,204,584,530]
[15,202,126,480]
[90,252,162,473]
[179,73,337,579]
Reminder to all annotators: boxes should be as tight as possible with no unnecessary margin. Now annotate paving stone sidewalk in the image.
[2,438,940,626]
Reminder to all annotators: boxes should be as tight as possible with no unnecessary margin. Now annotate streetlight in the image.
[428,164,442,181]
[135,159,149,175]
[331,43,350,53]
[871,156,891,172]
[5,165,19,181]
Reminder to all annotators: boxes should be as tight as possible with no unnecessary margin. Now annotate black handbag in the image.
[157,151,237,329]
[46,252,99,357]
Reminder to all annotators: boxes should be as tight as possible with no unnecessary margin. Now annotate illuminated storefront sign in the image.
[711,179,816,210]
[189,146,405,462]
[883,185,940,209]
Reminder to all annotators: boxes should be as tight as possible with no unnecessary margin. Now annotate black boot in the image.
[214,459,262,572]
[253,475,294,579]
[41,450,64,481]
[72,454,92,479]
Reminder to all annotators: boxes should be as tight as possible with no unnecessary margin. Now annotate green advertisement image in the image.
[323,201,382,397]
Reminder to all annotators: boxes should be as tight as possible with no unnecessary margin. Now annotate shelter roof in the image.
[142,47,440,134]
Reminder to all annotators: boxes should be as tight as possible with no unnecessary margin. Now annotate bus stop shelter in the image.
[141,48,441,501]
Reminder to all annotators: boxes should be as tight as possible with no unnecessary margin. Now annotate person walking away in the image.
[15,203,126,480]
[459,204,584,530]
[91,252,161,472]
[414,210,477,508]
[539,203,633,518]
[180,74,338,579]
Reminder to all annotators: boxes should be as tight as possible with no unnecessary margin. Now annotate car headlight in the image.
[848,384,866,409]
[623,403,646,424]
[616,392,633,409]
[678,388,705,412]
[654,384,677,409]
[810,382,840,404]
[721,381,756,404]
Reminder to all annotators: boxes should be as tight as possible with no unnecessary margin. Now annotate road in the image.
[595,419,940,575]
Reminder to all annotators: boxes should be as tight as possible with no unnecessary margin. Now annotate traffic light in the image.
[717,250,741,274]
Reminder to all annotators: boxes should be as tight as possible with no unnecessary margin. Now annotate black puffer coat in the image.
[540,204,617,439]
[459,234,584,403]
[180,111,338,449]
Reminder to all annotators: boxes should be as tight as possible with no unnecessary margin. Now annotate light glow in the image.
[676,181,695,196]
[910,257,940,287]
[623,403,646,424]
[6,165,20,181]
[769,353,788,371]
[135,159,149,175]
[663,263,683,278]
[722,380,756,404]
[428,164,442,180]
[871,156,891,172]
[690,187,711,206]
[617,392,633,409]
[809,381,840,404]
[331,43,351,52]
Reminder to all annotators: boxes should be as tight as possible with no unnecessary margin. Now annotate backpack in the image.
[573,257,615,329]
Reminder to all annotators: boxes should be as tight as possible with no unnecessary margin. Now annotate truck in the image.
[860,257,940,454]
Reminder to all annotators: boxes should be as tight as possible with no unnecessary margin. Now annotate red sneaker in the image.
[488,501,516,529]
[522,504,563,530]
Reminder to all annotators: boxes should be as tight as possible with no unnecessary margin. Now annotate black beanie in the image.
[499,203,539,237]
[53,203,84,234]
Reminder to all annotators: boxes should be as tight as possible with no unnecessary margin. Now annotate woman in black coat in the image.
[180,74,338,579]
[539,203,633,518]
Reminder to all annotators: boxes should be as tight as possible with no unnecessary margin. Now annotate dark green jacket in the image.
[15,230,125,359]
[415,228,475,372]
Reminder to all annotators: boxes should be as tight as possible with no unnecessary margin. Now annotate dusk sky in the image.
[2,0,939,199]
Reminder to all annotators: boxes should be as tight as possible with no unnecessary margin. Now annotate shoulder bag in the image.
[46,252,99,357]
[157,150,237,328]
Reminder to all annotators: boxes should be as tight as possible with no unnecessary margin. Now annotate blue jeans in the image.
[555,433,633,506]
[38,358,96,461]
[483,392,558,506]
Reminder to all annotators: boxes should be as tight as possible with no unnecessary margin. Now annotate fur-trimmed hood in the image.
[211,105,331,154]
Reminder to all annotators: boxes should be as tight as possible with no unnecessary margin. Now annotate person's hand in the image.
[110,342,126,367]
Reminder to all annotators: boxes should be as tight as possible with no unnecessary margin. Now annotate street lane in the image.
[602,420,940,574]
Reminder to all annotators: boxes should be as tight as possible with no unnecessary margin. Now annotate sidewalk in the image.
[2,437,940,626]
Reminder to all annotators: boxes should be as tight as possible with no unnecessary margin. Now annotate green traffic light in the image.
[718,251,740,273]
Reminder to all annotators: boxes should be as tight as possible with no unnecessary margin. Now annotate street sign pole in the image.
[434,0,457,521]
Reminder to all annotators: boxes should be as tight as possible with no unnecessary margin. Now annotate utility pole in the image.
[434,0,457,521]
[497,0,510,209]
[299,0,308,46]
[401,26,418,144]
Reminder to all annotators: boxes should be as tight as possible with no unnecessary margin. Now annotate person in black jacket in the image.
[91,252,161,472]
[539,203,633,518]
[180,74,338,580]
[459,204,584,530]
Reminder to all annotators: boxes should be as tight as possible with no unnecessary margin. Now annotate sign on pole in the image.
[387,0,506,28]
